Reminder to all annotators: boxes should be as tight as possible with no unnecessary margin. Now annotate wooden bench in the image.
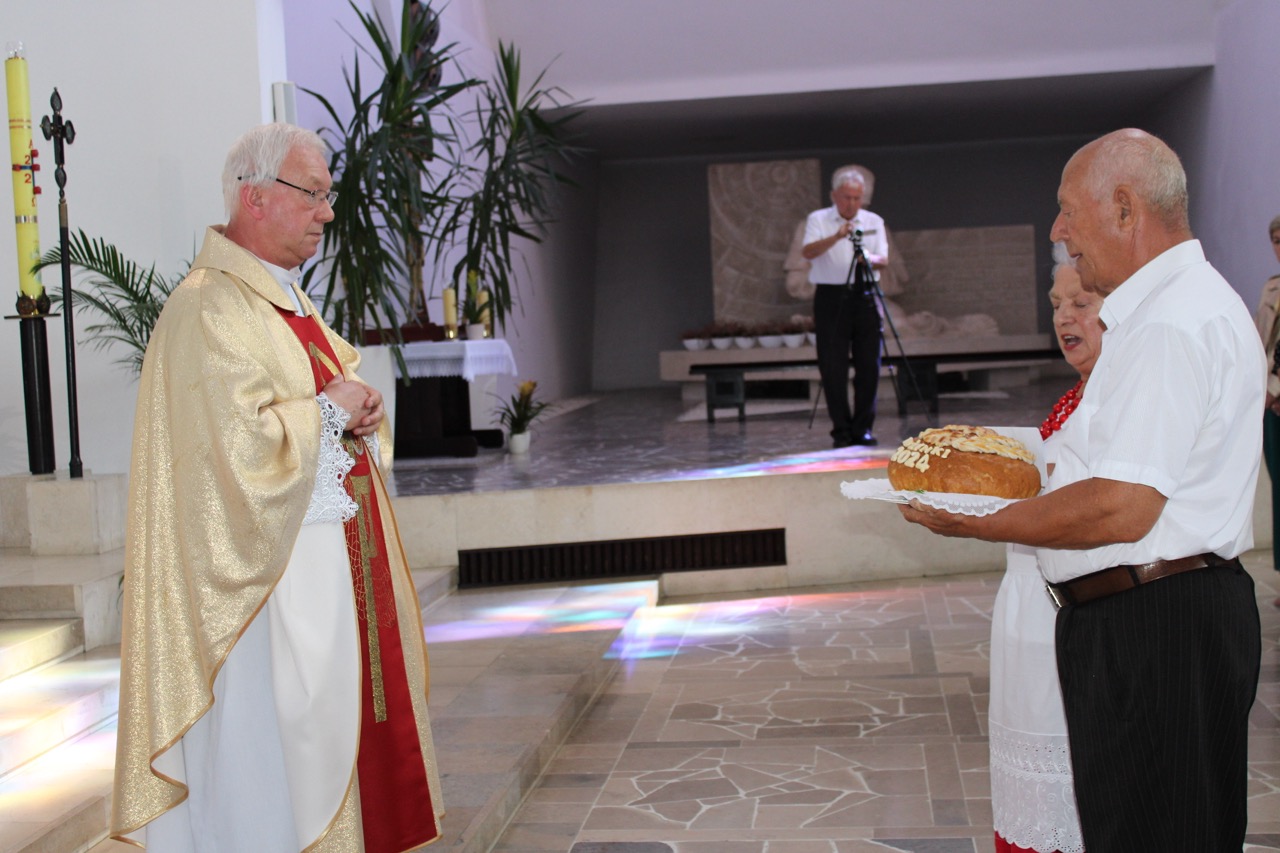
[666,336,1063,423]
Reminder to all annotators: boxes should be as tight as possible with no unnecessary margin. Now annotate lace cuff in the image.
[304,394,358,525]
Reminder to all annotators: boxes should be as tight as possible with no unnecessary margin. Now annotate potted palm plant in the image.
[435,42,581,335]
[302,0,478,348]
[34,229,184,375]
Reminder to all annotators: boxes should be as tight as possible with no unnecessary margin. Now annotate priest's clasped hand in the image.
[323,376,384,436]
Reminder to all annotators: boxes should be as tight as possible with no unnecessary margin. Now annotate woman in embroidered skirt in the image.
[989,244,1103,853]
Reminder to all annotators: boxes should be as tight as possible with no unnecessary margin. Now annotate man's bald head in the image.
[1071,128,1189,233]
[1051,129,1193,295]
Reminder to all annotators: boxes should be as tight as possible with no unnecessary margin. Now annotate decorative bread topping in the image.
[888,439,951,473]
[891,425,1036,474]
[887,425,1040,499]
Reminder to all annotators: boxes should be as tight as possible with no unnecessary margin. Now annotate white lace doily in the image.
[839,477,1016,517]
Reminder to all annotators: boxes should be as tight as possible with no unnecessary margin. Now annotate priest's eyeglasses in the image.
[239,175,338,207]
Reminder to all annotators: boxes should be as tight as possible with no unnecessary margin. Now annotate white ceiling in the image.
[479,0,1220,158]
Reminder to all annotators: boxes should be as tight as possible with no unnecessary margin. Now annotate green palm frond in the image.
[435,41,583,333]
[34,229,184,375]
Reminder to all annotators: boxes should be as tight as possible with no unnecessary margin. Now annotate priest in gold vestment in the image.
[111,124,444,851]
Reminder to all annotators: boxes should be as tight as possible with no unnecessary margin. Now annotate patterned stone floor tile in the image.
[489,821,587,851]
[494,558,1278,850]
[571,843,676,853]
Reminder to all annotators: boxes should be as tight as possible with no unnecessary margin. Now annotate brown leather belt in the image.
[1045,552,1240,609]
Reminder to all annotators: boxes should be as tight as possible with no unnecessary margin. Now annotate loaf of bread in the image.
[887,425,1040,499]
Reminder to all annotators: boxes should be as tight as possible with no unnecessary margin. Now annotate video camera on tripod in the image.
[847,227,876,294]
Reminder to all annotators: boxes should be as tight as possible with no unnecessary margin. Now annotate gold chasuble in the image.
[112,227,443,850]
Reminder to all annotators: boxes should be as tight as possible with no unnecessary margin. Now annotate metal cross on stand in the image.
[40,88,82,478]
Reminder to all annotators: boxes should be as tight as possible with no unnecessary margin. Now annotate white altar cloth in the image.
[396,339,517,382]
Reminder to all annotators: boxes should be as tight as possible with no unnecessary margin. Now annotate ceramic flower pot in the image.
[508,431,531,454]
[466,323,487,340]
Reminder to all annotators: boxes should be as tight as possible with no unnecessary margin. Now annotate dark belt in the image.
[1045,552,1240,609]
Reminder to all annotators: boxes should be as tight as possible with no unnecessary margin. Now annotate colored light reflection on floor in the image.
[606,590,862,662]
[652,449,888,482]
[423,580,659,644]
[0,657,118,818]
[422,579,897,662]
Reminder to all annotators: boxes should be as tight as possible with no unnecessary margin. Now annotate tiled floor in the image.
[21,377,1280,852]
[493,557,1280,853]
[364,378,1280,850]
[387,379,1072,497]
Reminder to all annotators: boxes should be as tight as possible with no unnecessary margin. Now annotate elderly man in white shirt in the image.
[899,129,1263,853]
[802,167,889,447]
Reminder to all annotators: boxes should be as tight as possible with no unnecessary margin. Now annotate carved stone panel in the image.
[708,159,820,326]
[891,225,1038,335]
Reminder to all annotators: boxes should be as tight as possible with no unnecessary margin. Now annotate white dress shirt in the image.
[1037,240,1265,583]
[804,206,888,286]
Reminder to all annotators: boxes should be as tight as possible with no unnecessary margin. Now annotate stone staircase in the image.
[0,548,655,853]
[0,550,124,853]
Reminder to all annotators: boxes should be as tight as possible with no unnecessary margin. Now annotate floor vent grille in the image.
[457,528,786,588]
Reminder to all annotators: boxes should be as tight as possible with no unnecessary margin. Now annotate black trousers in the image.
[1055,564,1261,852]
[813,284,882,441]
[1265,408,1280,572]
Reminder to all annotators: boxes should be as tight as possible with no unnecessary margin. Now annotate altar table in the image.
[393,339,518,457]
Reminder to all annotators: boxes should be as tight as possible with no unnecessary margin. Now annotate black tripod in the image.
[808,228,929,429]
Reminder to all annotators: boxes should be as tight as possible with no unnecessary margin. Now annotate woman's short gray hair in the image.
[221,123,327,219]
[1050,241,1074,279]
[1269,214,1280,237]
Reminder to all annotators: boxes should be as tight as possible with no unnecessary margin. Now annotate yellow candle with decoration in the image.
[6,43,43,307]
[442,286,457,335]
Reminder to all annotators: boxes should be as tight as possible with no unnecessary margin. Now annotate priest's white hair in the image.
[221,123,327,219]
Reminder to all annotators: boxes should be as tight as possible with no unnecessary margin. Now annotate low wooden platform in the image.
[663,335,1064,422]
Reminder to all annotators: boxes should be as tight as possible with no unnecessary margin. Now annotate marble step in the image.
[413,566,456,612]
[0,620,84,683]
[0,549,124,653]
[0,646,120,779]
[0,720,115,853]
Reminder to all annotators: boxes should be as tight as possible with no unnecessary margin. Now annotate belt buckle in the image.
[1045,582,1068,611]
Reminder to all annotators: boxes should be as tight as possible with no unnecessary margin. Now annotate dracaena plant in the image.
[302,0,478,346]
[435,42,582,334]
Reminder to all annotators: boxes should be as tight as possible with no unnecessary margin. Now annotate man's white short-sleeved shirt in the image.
[1037,240,1265,584]
[804,206,888,286]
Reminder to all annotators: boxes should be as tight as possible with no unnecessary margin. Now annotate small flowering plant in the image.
[496,380,551,434]
[461,270,490,325]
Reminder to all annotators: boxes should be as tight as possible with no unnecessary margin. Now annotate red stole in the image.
[277,307,438,852]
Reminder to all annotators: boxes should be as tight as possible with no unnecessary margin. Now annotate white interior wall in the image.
[1159,0,1280,310]
[0,0,268,477]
